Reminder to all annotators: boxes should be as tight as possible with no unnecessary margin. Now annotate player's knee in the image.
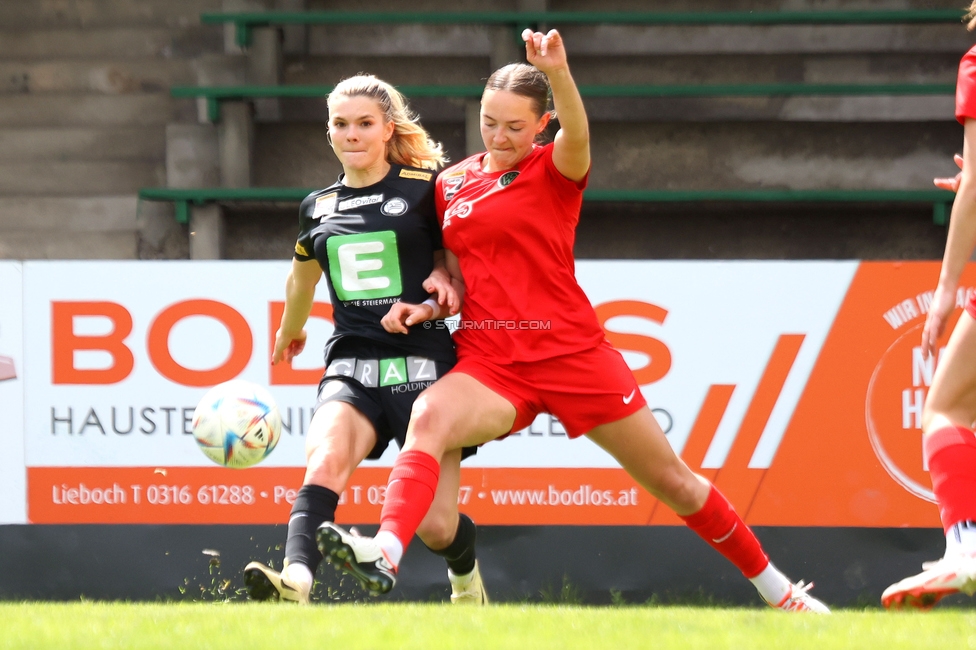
[408,392,452,442]
[921,394,964,433]
[304,442,352,486]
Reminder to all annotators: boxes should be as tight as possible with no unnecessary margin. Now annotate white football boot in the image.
[882,553,976,610]
[764,581,830,613]
[449,560,489,605]
[316,522,397,596]
[243,560,311,605]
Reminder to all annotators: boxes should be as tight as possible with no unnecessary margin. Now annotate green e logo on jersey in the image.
[326,231,402,301]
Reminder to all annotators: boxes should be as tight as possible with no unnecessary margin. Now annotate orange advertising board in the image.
[17,261,975,527]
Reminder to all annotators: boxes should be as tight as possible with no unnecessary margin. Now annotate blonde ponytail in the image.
[328,75,448,170]
[967,1,976,31]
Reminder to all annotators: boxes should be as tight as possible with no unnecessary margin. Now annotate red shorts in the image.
[967,289,976,320]
[450,340,647,438]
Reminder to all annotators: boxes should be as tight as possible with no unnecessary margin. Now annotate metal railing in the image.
[170,83,956,122]
[139,187,957,225]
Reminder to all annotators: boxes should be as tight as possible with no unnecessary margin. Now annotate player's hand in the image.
[272,329,307,365]
[422,268,460,315]
[522,29,568,74]
[921,286,956,359]
[381,302,435,334]
[935,154,964,193]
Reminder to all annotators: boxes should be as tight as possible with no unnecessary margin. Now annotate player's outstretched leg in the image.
[680,485,830,613]
[243,560,312,605]
[589,409,829,613]
[317,522,397,596]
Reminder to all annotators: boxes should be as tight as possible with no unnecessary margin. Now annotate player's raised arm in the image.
[923,120,976,358]
[522,29,589,182]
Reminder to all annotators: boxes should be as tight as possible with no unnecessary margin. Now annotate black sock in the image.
[284,484,339,573]
[426,513,477,576]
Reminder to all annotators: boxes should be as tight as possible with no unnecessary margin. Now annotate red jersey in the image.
[957,44,976,124]
[435,143,606,363]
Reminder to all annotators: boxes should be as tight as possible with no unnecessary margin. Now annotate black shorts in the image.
[313,339,474,460]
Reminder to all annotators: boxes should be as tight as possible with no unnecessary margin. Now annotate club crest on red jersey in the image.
[498,171,519,187]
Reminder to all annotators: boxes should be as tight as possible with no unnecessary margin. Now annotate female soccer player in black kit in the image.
[243,75,486,605]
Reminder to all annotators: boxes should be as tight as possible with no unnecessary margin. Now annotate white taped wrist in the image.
[422,298,440,318]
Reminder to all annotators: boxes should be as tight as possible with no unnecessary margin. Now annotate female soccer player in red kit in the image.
[317,29,829,612]
[882,2,976,610]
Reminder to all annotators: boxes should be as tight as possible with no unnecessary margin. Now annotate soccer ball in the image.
[192,379,282,468]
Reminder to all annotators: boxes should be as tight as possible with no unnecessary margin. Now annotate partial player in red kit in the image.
[882,2,976,610]
[317,29,829,612]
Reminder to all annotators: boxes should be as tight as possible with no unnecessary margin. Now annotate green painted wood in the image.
[139,187,957,224]
[171,83,955,100]
[141,187,956,203]
[170,83,957,120]
[199,10,966,46]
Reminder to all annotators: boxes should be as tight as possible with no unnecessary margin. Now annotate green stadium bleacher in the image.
[170,83,957,122]
[139,7,963,246]
[200,9,968,48]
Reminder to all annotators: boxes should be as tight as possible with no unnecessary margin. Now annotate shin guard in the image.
[680,485,769,579]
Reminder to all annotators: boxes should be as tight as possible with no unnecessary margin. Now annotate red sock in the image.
[679,485,769,579]
[925,425,976,532]
[378,450,440,549]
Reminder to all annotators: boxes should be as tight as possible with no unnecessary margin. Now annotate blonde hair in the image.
[967,1,976,30]
[328,75,447,170]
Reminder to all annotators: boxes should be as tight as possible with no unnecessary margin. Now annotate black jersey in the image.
[294,164,455,365]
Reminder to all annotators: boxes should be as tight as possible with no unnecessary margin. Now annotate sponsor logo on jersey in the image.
[338,193,383,212]
[313,192,338,220]
[443,173,465,200]
[498,171,520,187]
[326,230,403,301]
[325,356,438,387]
[294,241,309,257]
[381,197,408,216]
[446,201,472,221]
[399,169,433,181]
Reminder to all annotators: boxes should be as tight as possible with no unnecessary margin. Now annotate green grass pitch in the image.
[2,603,975,650]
